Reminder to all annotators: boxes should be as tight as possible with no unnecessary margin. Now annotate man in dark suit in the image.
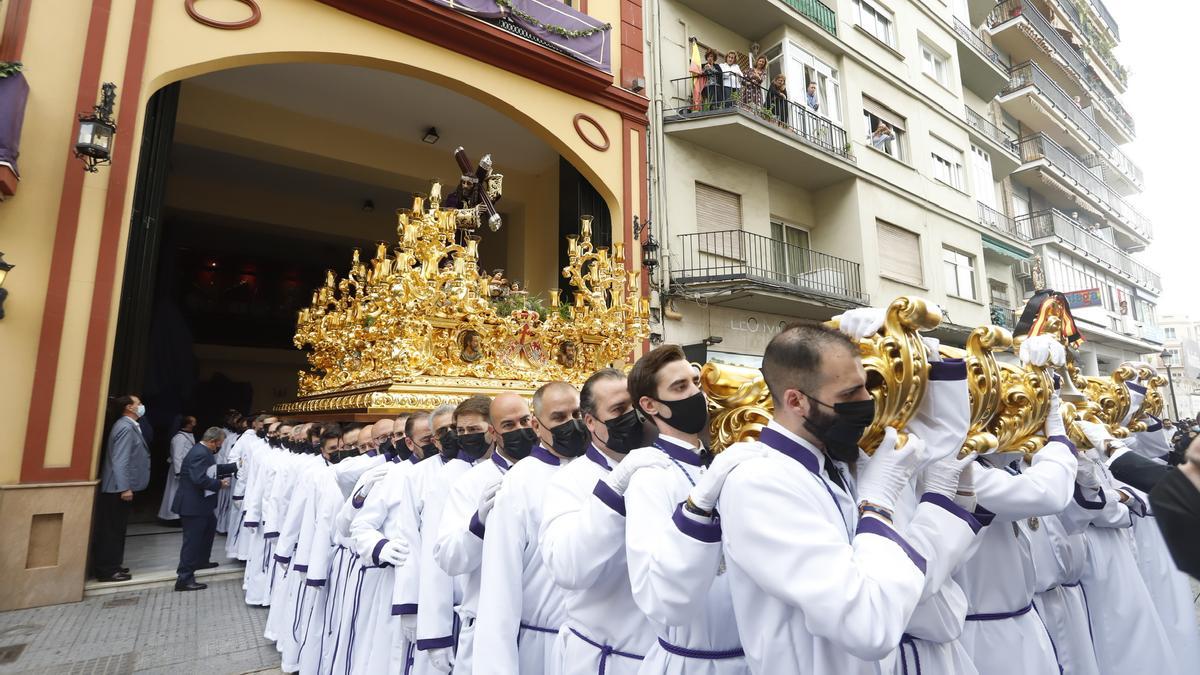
[93,394,152,582]
[173,426,235,591]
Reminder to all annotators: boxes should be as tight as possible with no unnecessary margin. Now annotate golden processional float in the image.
[276,149,651,419]
[699,293,1169,455]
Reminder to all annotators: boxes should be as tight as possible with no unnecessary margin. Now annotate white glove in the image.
[428,647,454,672]
[1075,459,1102,491]
[604,447,673,495]
[476,481,501,525]
[400,614,417,642]
[856,427,922,512]
[833,308,886,340]
[1076,419,1114,451]
[921,336,943,361]
[920,452,977,499]
[378,539,409,567]
[1044,392,1067,438]
[1019,335,1066,368]
[688,445,770,512]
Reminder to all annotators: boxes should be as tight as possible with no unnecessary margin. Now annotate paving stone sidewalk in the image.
[0,578,281,674]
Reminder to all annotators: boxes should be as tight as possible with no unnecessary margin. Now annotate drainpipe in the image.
[645,0,670,303]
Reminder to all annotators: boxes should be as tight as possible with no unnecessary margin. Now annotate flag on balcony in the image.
[1015,289,1084,345]
[689,40,703,110]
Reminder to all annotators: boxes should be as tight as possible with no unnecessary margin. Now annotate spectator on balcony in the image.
[806,81,820,112]
[869,121,896,153]
[720,51,743,108]
[744,56,767,110]
[767,74,789,127]
[701,49,722,110]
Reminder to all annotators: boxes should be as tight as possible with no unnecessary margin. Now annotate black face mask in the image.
[395,439,412,461]
[602,409,644,454]
[501,427,538,461]
[652,391,709,436]
[378,438,395,457]
[438,429,461,460]
[257,428,268,439]
[802,394,875,463]
[548,418,589,458]
[420,442,439,460]
[457,432,490,460]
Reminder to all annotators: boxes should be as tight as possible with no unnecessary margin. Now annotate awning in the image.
[982,236,1031,260]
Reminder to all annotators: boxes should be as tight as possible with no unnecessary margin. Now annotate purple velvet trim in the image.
[758,427,820,475]
[1127,381,1147,394]
[920,492,982,534]
[294,564,309,573]
[1073,484,1107,510]
[366,449,379,458]
[928,359,967,381]
[1047,435,1077,453]
[243,521,260,528]
[530,445,561,466]
[856,517,927,574]
[273,554,291,564]
[492,451,512,472]
[966,602,1034,621]
[371,538,389,567]
[1145,417,1163,433]
[264,531,280,539]
[671,502,721,543]
[417,636,455,650]
[469,511,486,539]
[653,438,702,466]
[231,495,244,501]
[585,444,612,472]
[305,578,326,588]
[1120,489,1147,517]
[392,603,417,616]
[973,505,996,527]
[592,479,626,516]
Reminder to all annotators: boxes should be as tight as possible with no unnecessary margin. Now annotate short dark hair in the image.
[321,423,343,438]
[761,323,856,406]
[581,368,626,417]
[319,429,341,445]
[628,345,687,415]
[114,394,139,411]
[455,395,492,424]
[405,411,428,438]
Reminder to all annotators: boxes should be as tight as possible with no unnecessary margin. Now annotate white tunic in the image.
[157,430,193,521]
[624,436,747,675]
[720,422,982,675]
[226,431,260,561]
[243,444,285,606]
[540,444,653,675]
[475,446,569,674]
[297,465,359,675]
[433,451,512,675]
[264,455,323,648]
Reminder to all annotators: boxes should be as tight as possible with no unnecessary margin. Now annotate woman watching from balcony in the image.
[869,121,896,153]
[701,49,722,110]
[744,56,768,109]
[767,74,789,127]
[720,51,743,108]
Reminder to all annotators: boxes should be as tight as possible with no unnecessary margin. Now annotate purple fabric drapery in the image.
[0,72,30,177]
[423,0,612,73]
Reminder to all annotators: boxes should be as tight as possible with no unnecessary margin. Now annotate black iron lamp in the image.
[75,82,117,172]
[1161,348,1181,421]
[0,251,13,320]
[633,215,659,272]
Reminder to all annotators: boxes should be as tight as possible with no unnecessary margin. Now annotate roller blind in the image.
[877,221,922,285]
[696,182,743,258]
[863,97,906,131]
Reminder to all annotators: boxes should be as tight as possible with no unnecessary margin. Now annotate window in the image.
[771,220,812,281]
[970,145,998,209]
[920,41,951,87]
[930,136,965,190]
[1166,348,1180,365]
[877,221,923,286]
[695,182,743,258]
[863,97,906,161]
[1165,327,1177,340]
[943,247,977,300]
[853,0,895,47]
[989,279,1009,307]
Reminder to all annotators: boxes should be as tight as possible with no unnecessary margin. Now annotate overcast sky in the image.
[1114,2,1198,319]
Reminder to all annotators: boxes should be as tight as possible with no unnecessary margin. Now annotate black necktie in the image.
[824,460,847,492]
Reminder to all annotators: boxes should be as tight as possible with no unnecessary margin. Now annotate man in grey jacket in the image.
[93,394,151,582]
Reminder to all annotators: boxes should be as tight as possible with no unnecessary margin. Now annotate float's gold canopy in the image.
[277,183,649,418]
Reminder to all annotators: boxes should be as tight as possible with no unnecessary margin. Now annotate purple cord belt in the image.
[899,634,922,675]
[520,623,559,635]
[965,601,1034,621]
[569,627,644,675]
[656,637,744,660]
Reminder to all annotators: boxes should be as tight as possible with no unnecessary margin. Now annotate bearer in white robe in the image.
[271,449,329,672]
[620,350,760,673]
[433,393,533,675]
[226,417,264,560]
[474,382,585,674]
[158,417,196,521]
[719,322,982,675]
[243,422,285,605]
[264,428,321,642]
[295,455,347,675]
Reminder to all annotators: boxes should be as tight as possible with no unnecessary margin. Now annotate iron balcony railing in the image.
[989,1,1087,79]
[978,202,1032,241]
[1006,62,1142,188]
[1086,70,1135,136]
[1089,0,1119,40]
[672,229,867,303]
[953,18,1009,70]
[781,0,838,36]
[1019,208,1161,292]
[1016,134,1151,240]
[666,72,853,161]
[965,107,1018,157]
[990,305,1017,330]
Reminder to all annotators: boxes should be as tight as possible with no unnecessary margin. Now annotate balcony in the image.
[671,229,869,312]
[670,0,838,51]
[952,18,1009,96]
[1019,208,1162,293]
[990,305,1018,330]
[1013,134,1151,245]
[964,106,1020,176]
[1086,69,1135,142]
[978,202,1033,243]
[1001,62,1142,193]
[988,1,1087,83]
[664,73,856,190]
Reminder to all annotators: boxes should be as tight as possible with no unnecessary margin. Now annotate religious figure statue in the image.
[556,340,578,368]
[489,269,509,300]
[460,330,484,363]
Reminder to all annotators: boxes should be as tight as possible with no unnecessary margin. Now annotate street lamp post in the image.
[1161,349,1181,421]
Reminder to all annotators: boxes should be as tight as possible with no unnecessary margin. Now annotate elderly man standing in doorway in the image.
[174,427,235,591]
[93,394,152,583]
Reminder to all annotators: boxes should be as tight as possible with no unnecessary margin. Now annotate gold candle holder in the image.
[412,193,427,213]
[465,235,480,259]
[574,292,585,308]
[580,215,593,241]
[430,180,442,206]
[612,242,625,264]
[567,235,578,256]
[549,289,560,307]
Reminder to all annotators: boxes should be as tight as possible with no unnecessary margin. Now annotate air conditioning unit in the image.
[1015,260,1033,279]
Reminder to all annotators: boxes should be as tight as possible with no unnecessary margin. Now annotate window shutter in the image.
[877,221,922,285]
[863,97,906,131]
[696,183,743,259]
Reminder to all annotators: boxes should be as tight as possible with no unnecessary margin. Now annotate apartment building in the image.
[644,0,1162,371]
[1159,315,1200,419]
